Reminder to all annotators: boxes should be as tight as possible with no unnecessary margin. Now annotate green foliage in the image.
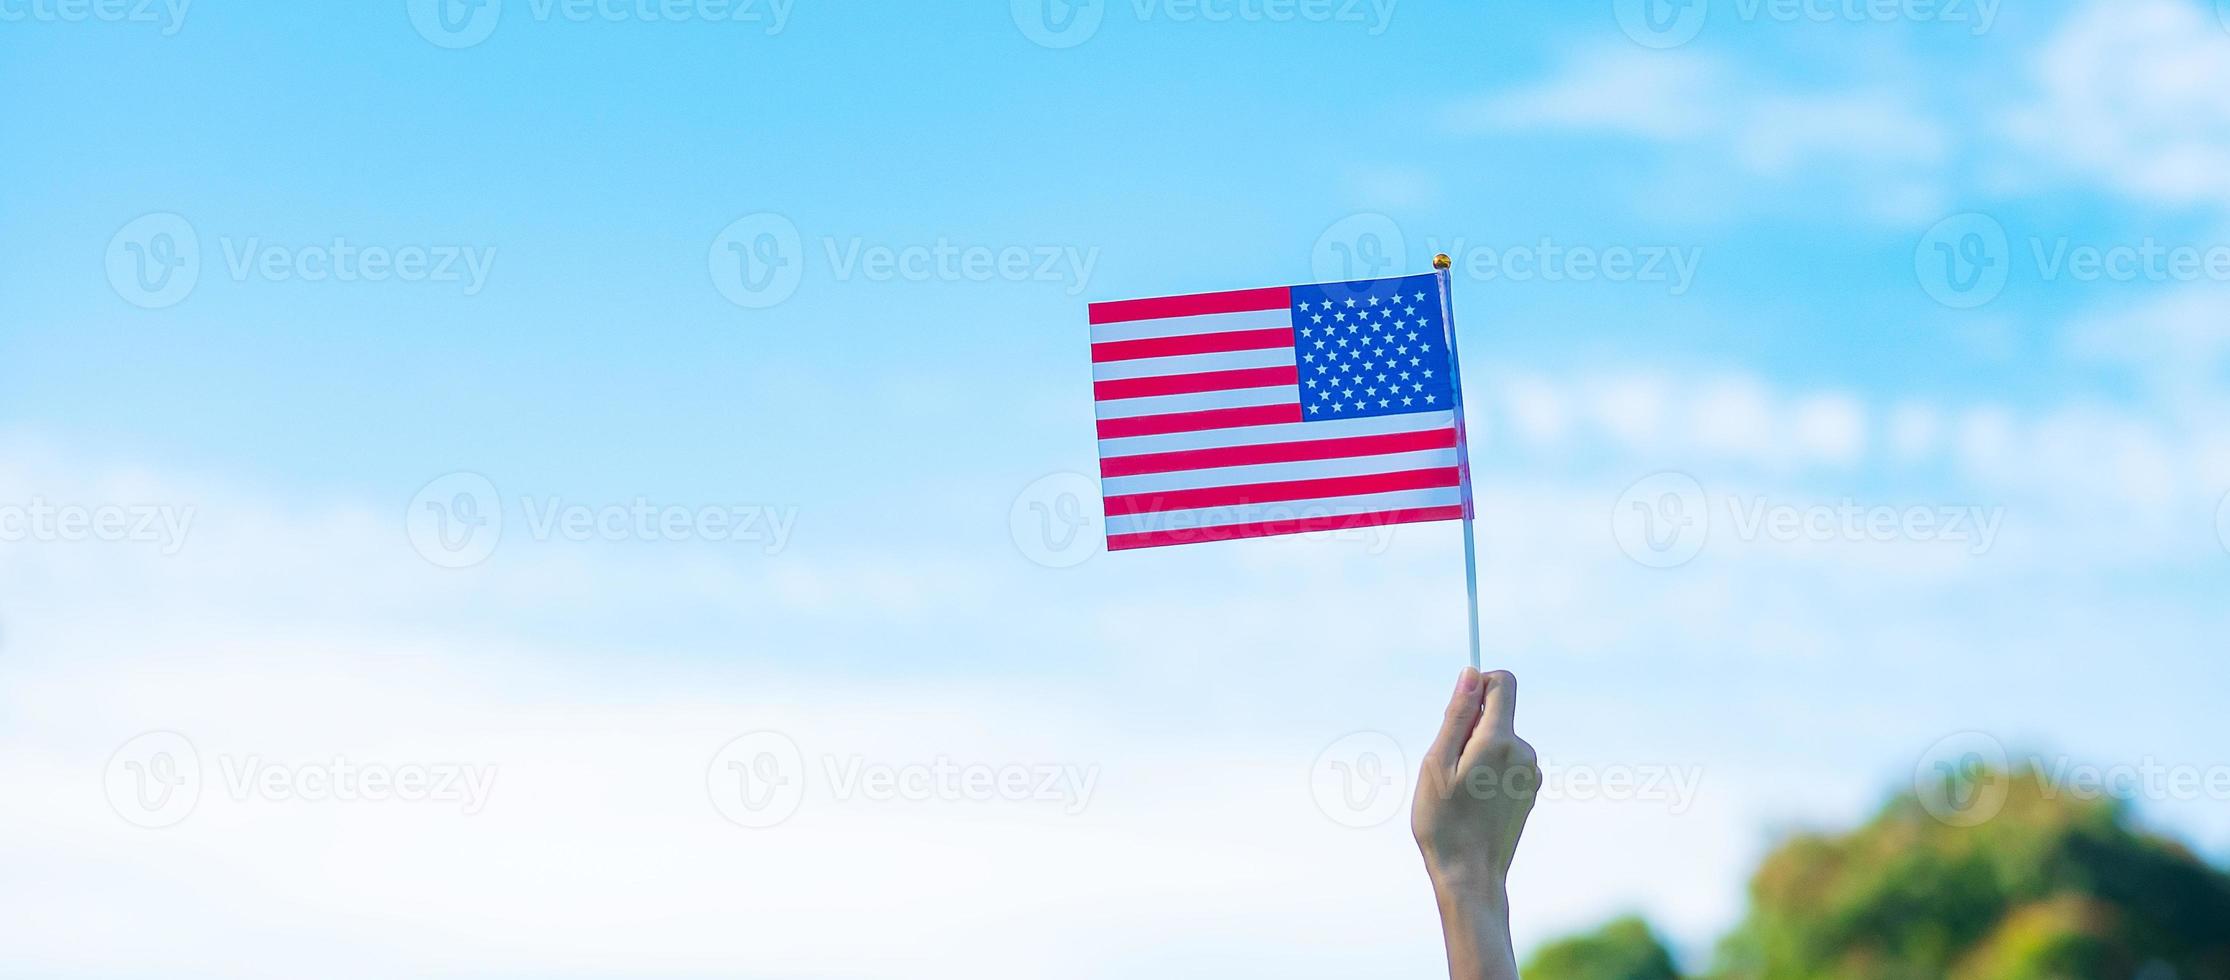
[1527,765,2230,980]
[1525,915,1682,980]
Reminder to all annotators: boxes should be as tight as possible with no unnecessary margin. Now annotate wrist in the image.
[1424,856,1510,908]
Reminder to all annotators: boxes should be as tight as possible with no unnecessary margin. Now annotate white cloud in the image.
[2004,0,2230,209]
[1588,374,1673,450]
[1887,401,1944,463]
[1448,46,1949,220]
[1347,165,1441,210]
[2065,287,2230,391]
[1498,375,1573,447]
[1690,377,1776,457]
[7,356,2230,978]
[1733,92,1950,179]
[1788,394,1868,466]
[1489,370,1877,472]
[1447,48,1724,141]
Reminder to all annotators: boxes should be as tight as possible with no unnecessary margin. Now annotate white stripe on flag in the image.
[1102,486,1464,535]
[1097,410,1455,458]
[1095,385,1299,420]
[1089,307,1289,344]
[1091,347,1294,381]
[1099,447,1460,496]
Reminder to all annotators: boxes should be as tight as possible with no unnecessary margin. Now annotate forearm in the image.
[1429,869,1517,980]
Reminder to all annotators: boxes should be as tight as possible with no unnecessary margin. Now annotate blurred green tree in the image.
[1525,764,2230,980]
[1524,915,1681,980]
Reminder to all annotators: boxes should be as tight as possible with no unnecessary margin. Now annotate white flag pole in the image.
[1432,253,1483,670]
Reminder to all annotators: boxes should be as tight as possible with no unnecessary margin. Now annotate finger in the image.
[1427,667,1484,771]
[1480,669,1517,738]
[1460,670,1519,767]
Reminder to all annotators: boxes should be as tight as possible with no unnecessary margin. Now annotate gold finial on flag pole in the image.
[1433,253,1452,271]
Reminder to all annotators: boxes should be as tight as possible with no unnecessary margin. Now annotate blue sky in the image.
[7,0,2230,976]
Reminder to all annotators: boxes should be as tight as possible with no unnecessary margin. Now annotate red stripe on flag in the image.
[1089,327,1294,364]
[1088,286,1291,325]
[1106,505,1466,551]
[1101,467,1461,517]
[1093,365,1300,401]
[1093,403,1303,440]
[1098,426,1458,478]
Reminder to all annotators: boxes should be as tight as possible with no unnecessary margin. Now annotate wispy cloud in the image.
[1444,46,1950,221]
[2002,0,2230,210]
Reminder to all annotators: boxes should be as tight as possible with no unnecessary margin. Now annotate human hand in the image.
[1411,667,1538,980]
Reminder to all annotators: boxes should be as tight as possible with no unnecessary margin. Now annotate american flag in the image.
[1090,272,1472,552]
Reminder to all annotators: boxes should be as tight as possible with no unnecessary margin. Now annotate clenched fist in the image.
[1412,667,1539,980]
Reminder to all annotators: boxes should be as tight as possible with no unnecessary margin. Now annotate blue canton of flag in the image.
[1290,273,1457,421]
